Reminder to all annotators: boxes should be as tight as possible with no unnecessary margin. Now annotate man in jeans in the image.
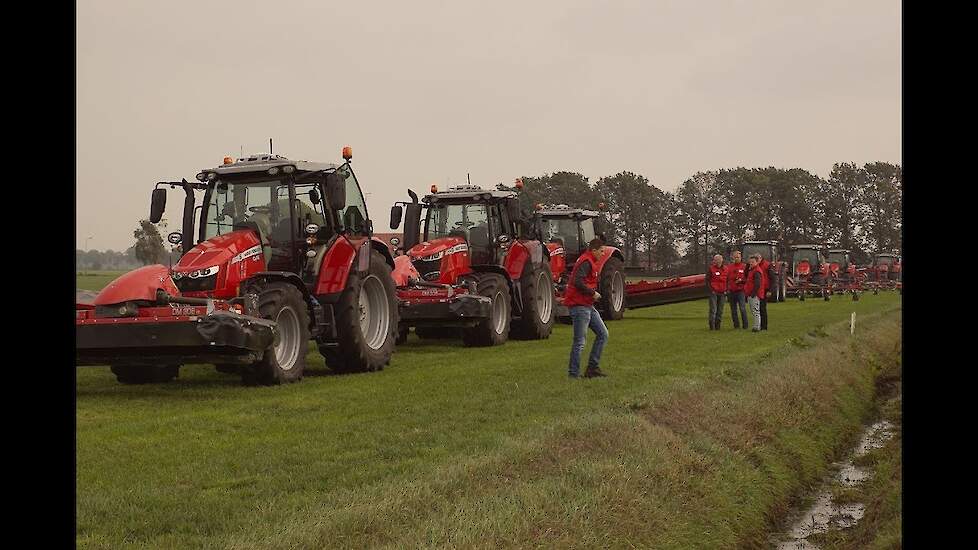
[565,238,610,378]
[707,254,728,330]
[744,254,765,332]
[727,250,748,330]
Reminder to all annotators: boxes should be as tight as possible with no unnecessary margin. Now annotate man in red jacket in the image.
[727,250,748,330]
[744,254,766,332]
[565,238,610,378]
[707,254,728,330]
[757,255,772,331]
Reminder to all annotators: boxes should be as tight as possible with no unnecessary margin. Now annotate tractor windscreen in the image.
[543,217,580,251]
[876,256,895,266]
[426,203,489,243]
[827,252,848,266]
[742,244,772,261]
[204,179,327,242]
[792,249,820,266]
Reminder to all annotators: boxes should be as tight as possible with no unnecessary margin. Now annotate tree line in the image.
[519,162,901,273]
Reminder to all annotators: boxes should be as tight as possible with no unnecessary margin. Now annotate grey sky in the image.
[77,0,900,251]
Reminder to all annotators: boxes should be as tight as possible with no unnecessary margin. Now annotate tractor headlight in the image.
[188,266,220,279]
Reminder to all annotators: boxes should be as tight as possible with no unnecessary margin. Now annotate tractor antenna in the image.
[269,138,273,155]
[467,173,471,185]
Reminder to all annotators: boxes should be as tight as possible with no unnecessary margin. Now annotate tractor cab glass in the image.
[742,244,773,262]
[336,166,369,236]
[425,202,497,264]
[827,251,849,268]
[203,177,329,271]
[792,249,821,269]
[543,217,580,251]
[876,255,896,266]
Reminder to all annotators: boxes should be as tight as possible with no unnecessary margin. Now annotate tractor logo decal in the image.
[552,247,565,256]
[418,243,468,263]
[231,245,263,264]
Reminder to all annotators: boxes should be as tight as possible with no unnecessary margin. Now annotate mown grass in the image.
[77,271,127,293]
[76,273,901,549]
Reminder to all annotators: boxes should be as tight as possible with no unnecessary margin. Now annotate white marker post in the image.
[850,312,856,335]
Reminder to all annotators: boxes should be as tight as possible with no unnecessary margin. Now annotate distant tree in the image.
[132,220,166,265]
[675,171,719,270]
[822,163,868,261]
[860,162,902,255]
[595,171,658,267]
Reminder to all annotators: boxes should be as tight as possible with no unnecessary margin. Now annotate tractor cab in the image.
[390,183,529,284]
[740,240,781,264]
[154,151,369,298]
[875,252,902,281]
[533,204,609,282]
[827,249,852,276]
[789,245,826,278]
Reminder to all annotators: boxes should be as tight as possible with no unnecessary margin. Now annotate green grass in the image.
[77,271,127,292]
[76,273,901,549]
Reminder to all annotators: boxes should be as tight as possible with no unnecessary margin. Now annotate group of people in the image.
[707,250,771,332]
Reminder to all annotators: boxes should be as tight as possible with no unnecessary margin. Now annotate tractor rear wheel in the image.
[511,262,555,340]
[461,272,510,347]
[320,253,398,373]
[111,364,180,384]
[241,281,310,385]
[598,257,626,320]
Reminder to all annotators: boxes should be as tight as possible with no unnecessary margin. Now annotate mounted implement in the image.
[389,180,554,346]
[535,204,707,320]
[76,148,399,385]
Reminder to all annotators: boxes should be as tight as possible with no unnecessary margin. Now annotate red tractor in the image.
[734,240,789,302]
[76,149,399,385]
[867,252,902,294]
[825,248,863,300]
[536,204,709,320]
[388,181,555,346]
[786,244,831,301]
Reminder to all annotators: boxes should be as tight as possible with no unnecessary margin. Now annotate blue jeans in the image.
[568,305,609,376]
[729,291,747,328]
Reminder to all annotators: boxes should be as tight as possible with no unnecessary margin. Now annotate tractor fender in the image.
[242,272,311,301]
[369,237,395,270]
[313,236,360,299]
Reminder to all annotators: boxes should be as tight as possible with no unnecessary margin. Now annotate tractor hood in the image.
[174,229,261,273]
[407,237,468,262]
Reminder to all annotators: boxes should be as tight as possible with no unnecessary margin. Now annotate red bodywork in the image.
[93,265,181,305]
[172,230,266,299]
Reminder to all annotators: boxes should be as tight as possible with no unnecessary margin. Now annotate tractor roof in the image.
[198,154,341,180]
[790,244,823,250]
[537,204,600,218]
[877,252,900,258]
[424,184,516,203]
[742,240,779,246]
[828,249,851,254]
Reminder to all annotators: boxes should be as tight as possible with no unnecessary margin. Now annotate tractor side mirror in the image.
[390,205,403,229]
[150,188,167,223]
[402,202,423,252]
[309,188,321,205]
[325,172,346,210]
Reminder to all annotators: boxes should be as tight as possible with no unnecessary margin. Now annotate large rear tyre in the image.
[111,364,180,384]
[241,282,310,386]
[598,257,626,320]
[510,262,555,340]
[320,253,398,373]
[461,272,510,347]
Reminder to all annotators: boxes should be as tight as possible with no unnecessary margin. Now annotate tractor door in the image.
[488,203,508,265]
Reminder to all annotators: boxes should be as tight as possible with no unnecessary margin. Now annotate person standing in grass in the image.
[564,238,609,378]
[707,254,728,330]
[757,254,772,331]
[744,254,765,332]
[727,250,748,330]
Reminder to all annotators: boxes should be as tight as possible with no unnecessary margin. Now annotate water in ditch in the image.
[772,419,895,549]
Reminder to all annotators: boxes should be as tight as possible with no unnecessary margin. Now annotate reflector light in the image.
[431,184,438,193]
[597,202,606,210]
[223,156,234,165]
[342,146,353,160]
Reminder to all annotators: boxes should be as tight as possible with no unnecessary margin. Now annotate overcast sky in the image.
[77,0,900,251]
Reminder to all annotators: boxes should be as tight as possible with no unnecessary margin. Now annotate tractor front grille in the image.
[174,274,217,293]
[411,258,441,281]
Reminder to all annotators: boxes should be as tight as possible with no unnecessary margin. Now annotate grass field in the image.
[76,272,901,548]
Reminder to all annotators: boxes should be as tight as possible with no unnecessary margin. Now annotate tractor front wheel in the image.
[111,364,180,384]
[320,253,398,373]
[511,262,555,340]
[241,281,310,385]
[461,272,511,347]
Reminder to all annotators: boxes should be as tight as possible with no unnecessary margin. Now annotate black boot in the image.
[584,367,607,378]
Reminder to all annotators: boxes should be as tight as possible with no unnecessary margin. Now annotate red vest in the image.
[727,262,747,292]
[744,264,767,298]
[563,251,599,307]
[708,263,728,293]
[758,260,771,299]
